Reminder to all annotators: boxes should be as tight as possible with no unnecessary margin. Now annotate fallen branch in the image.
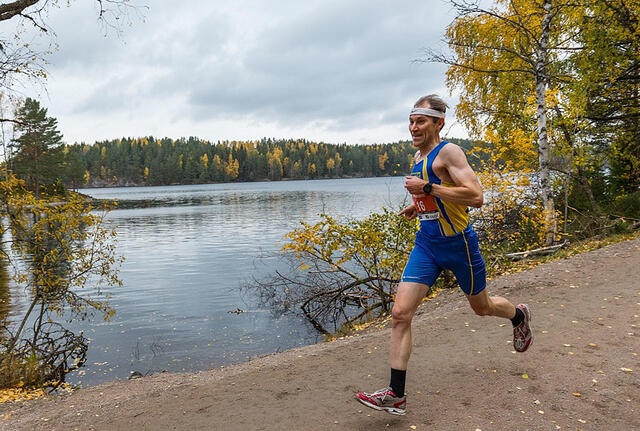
[505,241,568,260]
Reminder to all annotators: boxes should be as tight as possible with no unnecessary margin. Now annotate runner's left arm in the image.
[404,145,483,208]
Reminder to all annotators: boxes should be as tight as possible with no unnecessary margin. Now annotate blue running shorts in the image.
[400,226,486,296]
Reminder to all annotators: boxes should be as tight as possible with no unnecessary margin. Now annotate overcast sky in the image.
[22,0,464,146]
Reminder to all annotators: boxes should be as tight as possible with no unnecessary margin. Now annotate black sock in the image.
[389,368,406,396]
[511,307,524,327]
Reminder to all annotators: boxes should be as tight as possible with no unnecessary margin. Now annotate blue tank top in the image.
[409,141,471,238]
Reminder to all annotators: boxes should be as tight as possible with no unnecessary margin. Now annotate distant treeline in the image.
[66,137,475,187]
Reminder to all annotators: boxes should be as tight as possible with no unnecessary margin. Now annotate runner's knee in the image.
[391,303,414,326]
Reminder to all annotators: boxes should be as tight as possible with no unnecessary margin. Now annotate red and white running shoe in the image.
[513,304,533,352]
[356,387,406,415]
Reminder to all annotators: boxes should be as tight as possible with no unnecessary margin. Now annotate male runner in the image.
[356,94,533,415]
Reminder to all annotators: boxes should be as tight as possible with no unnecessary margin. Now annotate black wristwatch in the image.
[422,182,433,195]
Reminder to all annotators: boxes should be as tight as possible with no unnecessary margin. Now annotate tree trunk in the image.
[34,146,40,198]
[536,0,555,245]
[576,165,599,213]
[4,295,39,357]
[552,106,599,215]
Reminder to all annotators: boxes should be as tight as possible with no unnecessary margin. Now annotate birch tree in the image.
[427,0,578,244]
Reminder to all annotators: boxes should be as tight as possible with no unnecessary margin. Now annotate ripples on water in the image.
[5,177,408,387]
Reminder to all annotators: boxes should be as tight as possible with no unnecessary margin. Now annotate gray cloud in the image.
[185,1,447,127]
[22,0,462,143]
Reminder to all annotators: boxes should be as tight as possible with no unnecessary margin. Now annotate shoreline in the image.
[3,231,638,392]
[76,174,394,190]
[2,236,639,430]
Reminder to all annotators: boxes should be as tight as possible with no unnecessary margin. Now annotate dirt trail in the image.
[2,238,639,431]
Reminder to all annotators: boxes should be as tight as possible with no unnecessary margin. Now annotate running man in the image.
[356,94,533,415]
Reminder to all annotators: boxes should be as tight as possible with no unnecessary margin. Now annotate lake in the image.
[4,177,409,387]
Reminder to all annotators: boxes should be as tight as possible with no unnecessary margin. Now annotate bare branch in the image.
[450,0,540,46]
[447,40,536,67]
[0,117,24,125]
[0,0,40,22]
[18,11,47,32]
[587,112,640,121]
[419,52,536,76]
[509,0,534,52]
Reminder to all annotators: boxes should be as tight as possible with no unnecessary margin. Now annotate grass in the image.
[0,353,46,390]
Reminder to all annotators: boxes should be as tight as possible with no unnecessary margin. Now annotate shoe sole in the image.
[356,395,406,415]
[515,305,533,352]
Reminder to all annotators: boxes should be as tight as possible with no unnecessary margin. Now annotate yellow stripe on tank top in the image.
[421,158,428,182]
[438,181,470,235]
[437,217,455,236]
[462,231,475,295]
[440,200,470,232]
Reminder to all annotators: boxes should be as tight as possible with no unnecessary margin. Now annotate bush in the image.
[0,353,43,389]
[0,323,87,389]
[0,175,121,390]
[248,207,416,334]
[614,191,640,218]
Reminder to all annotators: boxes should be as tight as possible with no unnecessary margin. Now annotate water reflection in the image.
[0,258,10,326]
[7,177,407,387]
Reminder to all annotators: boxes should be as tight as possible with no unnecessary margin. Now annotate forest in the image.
[65,137,475,187]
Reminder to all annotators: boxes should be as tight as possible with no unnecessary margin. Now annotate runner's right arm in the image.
[398,204,417,220]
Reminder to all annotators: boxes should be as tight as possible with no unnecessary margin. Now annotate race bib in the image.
[412,193,438,212]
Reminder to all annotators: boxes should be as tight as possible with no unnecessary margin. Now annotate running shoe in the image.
[356,387,406,415]
[513,304,533,352]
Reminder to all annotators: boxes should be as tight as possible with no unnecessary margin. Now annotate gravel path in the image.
[2,238,639,430]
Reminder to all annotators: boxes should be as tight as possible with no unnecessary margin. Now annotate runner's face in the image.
[409,107,442,148]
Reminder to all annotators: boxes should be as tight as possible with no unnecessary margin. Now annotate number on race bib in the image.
[411,193,438,213]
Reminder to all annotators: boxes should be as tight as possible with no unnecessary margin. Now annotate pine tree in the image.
[10,98,64,196]
[64,149,86,191]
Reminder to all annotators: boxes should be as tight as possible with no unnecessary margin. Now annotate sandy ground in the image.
[1,237,639,431]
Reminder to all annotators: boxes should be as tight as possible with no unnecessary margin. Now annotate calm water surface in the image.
[8,177,409,387]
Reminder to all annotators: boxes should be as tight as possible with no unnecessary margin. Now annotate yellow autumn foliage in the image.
[0,173,123,390]
[0,380,73,403]
[471,143,559,258]
[0,386,45,403]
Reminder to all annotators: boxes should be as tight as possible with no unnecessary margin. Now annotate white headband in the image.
[410,107,445,118]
